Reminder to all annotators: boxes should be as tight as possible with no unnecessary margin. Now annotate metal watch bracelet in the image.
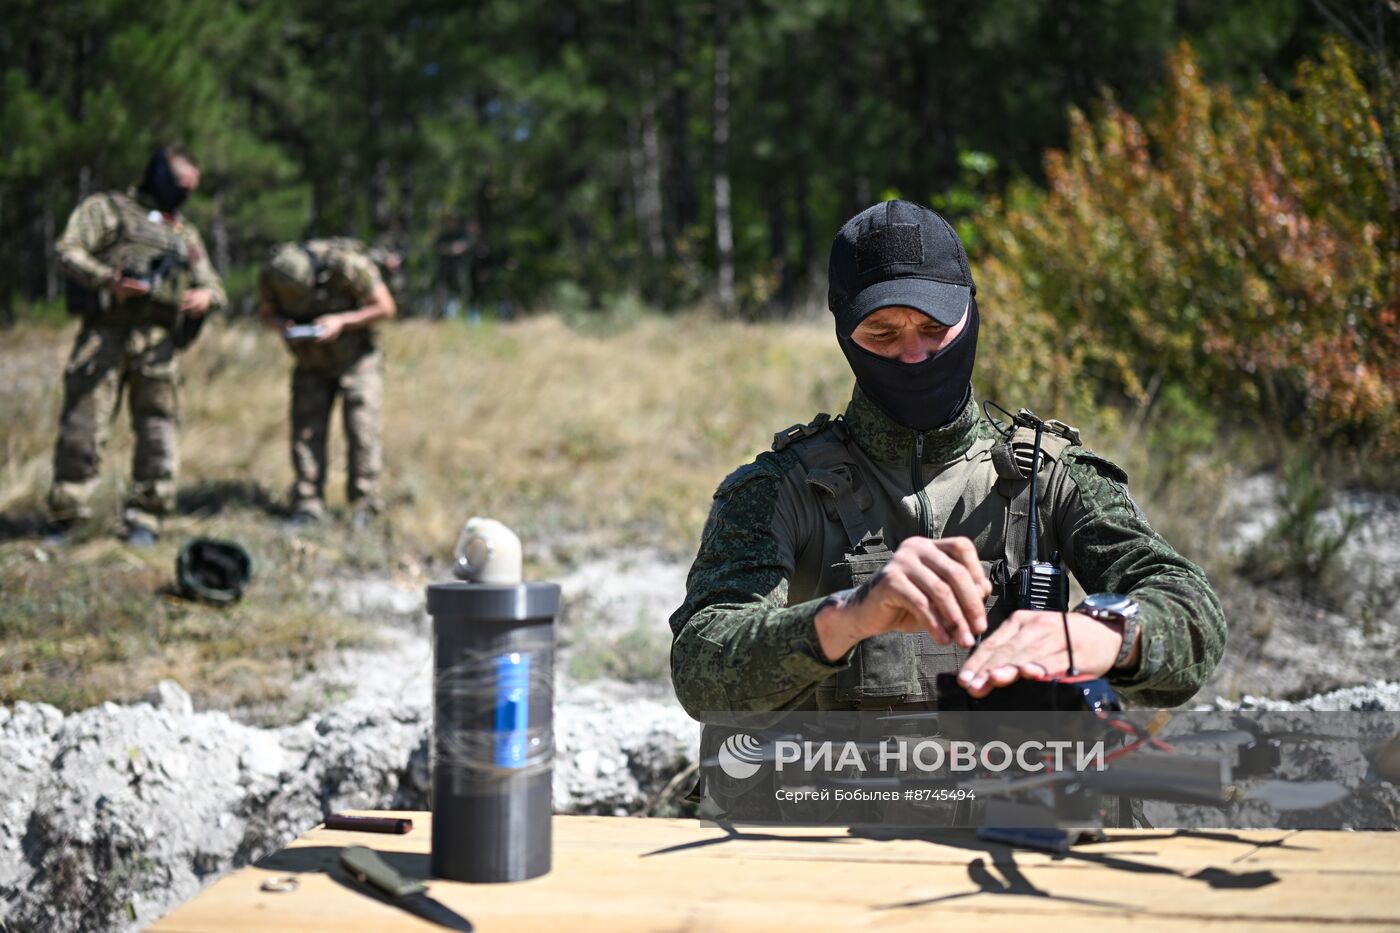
[1074,595,1141,671]
[1111,613,1140,670]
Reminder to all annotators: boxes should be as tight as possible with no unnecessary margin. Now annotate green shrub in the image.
[978,39,1399,453]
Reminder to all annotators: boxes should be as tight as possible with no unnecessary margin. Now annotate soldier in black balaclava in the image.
[47,145,226,546]
[669,199,1226,726]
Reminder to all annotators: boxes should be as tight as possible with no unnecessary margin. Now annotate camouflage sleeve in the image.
[1054,449,1227,707]
[54,195,121,290]
[669,457,850,723]
[182,224,227,313]
[328,250,383,308]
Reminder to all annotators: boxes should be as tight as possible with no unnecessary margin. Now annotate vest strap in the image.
[776,414,871,550]
[993,426,1074,568]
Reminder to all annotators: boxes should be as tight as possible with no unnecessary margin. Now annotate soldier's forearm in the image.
[57,248,119,292]
[1110,572,1227,706]
[333,285,395,330]
[202,283,228,314]
[54,196,122,291]
[670,598,848,720]
[328,306,387,331]
[188,266,227,314]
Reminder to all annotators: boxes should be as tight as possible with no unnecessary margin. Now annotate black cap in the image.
[828,200,976,337]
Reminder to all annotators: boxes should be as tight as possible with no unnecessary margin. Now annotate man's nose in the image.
[895,331,930,363]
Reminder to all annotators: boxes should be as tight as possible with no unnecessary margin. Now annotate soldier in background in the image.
[48,144,226,546]
[433,212,475,319]
[258,239,396,527]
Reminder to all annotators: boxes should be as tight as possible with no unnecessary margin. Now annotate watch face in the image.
[1081,592,1135,615]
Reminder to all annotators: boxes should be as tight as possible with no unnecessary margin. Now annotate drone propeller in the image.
[1236,780,1349,811]
[1165,724,1351,748]
[1160,729,1258,748]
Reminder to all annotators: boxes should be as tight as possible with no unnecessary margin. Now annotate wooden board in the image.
[150,812,1400,932]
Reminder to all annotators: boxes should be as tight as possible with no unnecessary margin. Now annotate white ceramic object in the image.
[453,517,523,585]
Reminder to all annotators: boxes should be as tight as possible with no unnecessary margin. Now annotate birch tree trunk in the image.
[632,69,666,263]
[712,0,736,313]
[211,192,232,281]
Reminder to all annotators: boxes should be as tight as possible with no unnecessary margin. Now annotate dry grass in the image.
[1,310,1274,711]
[0,312,861,712]
[371,312,857,551]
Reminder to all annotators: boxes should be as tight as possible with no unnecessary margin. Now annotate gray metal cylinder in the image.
[427,581,559,882]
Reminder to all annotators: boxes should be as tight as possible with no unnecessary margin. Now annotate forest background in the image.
[4,0,1397,455]
[1,0,1398,710]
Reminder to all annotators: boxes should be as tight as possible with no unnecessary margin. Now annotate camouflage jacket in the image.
[262,239,385,370]
[669,387,1227,718]
[55,188,227,321]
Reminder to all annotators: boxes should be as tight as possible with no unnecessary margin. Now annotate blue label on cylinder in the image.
[494,652,530,768]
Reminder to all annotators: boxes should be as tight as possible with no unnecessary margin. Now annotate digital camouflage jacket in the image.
[669,387,1227,718]
[56,188,227,324]
[260,238,385,371]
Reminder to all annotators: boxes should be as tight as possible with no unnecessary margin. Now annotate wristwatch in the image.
[1074,593,1141,670]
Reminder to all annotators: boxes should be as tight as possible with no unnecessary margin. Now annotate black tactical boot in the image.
[42,517,77,547]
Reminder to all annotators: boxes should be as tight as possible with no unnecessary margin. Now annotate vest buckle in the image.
[772,412,831,451]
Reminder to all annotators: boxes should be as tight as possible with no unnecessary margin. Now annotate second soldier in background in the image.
[258,240,396,527]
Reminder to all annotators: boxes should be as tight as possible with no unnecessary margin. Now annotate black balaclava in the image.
[139,148,190,212]
[839,298,980,431]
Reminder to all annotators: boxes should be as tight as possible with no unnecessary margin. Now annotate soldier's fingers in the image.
[911,546,985,641]
[962,627,1065,691]
[965,664,1023,698]
[965,606,1022,655]
[1019,661,1051,681]
[933,537,991,599]
[958,616,1040,685]
[881,574,950,646]
[888,611,925,634]
[900,560,973,648]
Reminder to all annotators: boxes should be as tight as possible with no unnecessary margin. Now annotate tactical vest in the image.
[68,192,192,326]
[285,241,377,370]
[772,411,1079,710]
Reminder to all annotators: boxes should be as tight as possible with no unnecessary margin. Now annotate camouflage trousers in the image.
[48,322,179,532]
[289,350,383,515]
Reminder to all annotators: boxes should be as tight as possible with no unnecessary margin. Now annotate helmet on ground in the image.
[176,537,252,604]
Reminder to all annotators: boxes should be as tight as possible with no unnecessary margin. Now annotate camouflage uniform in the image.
[261,239,386,516]
[49,189,227,532]
[669,387,1228,718]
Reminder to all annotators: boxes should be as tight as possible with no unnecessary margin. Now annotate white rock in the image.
[160,754,190,783]
[239,733,285,778]
[145,680,194,717]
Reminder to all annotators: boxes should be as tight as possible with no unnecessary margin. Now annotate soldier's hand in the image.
[180,288,213,317]
[312,314,345,342]
[814,536,991,662]
[112,277,151,301]
[956,609,1127,697]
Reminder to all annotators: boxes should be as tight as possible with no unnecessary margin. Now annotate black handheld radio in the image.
[1010,411,1069,616]
[936,406,1122,713]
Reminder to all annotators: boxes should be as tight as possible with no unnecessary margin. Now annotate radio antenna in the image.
[1025,418,1044,564]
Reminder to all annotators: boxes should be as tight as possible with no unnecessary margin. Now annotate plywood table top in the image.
[149,811,1400,932]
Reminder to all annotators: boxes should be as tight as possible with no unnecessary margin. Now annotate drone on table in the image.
[701,697,1355,854]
